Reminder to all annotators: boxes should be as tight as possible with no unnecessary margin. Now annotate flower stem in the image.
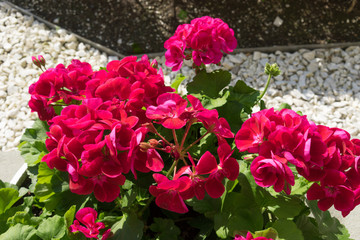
[172,129,179,148]
[180,120,192,150]
[151,123,172,146]
[256,74,272,105]
[182,131,210,153]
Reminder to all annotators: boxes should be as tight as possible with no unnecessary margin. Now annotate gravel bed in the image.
[1,3,360,152]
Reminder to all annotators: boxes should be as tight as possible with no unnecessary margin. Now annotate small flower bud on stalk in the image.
[264,63,281,77]
[243,154,258,161]
[31,55,46,71]
[31,56,42,68]
[38,55,46,67]
[139,142,152,152]
[149,139,159,147]
[150,59,158,69]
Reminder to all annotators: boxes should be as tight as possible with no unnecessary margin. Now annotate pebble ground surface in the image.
[0,2,360,153]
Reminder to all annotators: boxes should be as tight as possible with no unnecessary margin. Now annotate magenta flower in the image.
[69,207,109,239]
[164,16,237,71]
[250,154,295,194]
[307,169,355,212]
[149,173,192,213]
[146,93,188,129]
[164,40,185,71]
[205,141,239,198]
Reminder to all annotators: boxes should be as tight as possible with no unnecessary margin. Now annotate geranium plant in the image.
[0,16,357,240]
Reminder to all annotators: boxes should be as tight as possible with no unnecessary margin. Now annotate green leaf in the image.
[0,188,20,214]
[214,173,263,239]
[267,194,306,219]
[187,69,231,98]
[36,215,66,240]
[150,218,181,240]
[271,219,304,240]
[307,200,353,240]
[253,227,279,239]
[186,195,221,219]
[229,80,260,110]
[216,100,245,132]
[187,216,214,240]
[0,224,38,240]
[19,141,47,166]
[64,205,76,228]
[171,73,186,93]
[111,212,144,240]
[7,211,32,226]
[295,215,322,240]
[278,103,292,110]
[0,205,25,234]
[20,119,49,144]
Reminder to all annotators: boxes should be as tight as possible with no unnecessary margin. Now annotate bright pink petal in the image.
[196,151,218,175]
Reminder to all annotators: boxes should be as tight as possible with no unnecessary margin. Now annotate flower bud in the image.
[139,142,152,151]
[32,56,42,68]
[149,139,159,147]
[150,59,158,69]
[264,63,281,77]
[38,55,46,67]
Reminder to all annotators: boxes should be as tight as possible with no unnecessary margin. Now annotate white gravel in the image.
[1,3,360,152]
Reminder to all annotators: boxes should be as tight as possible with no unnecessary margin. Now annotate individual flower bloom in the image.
[196,109,234,138]
[164,40,185,71]
[29,64,67,98]
[94,77,131,101]
[28,95,56,121]
[190,27,213,51]
[341,188,360,217]
[276,108,311,132]
[205,141,239,198]
[92,174,126,202]
[192,48,223,66]
[250,154,295,194]
[128,127,151,178]
[146,93,188,129]
[174,152,218,200]
[234,232,273,240]
[173,23,194,45]
[215,21,237,53]
[235,108,277,153]
[307,169,355,212]
[69,207,106,239]
[149,173,192,213]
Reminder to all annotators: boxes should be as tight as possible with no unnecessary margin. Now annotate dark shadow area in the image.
[6,0,360,54]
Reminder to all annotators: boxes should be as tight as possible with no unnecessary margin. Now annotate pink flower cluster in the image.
[33,56,174,203]
[29,60,94,121]
[149,139,238,213]
[30,55,239,213]
[164,16,237,71]
[69,207,111,239]
[145,92,238,213]
[235,108,360,216]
